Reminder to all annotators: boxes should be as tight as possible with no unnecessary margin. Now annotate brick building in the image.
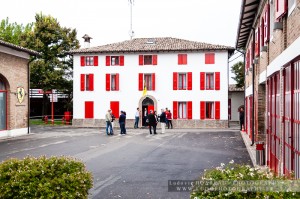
[0,40,38,138]
[236,0,300,178]
[70,37,234,128]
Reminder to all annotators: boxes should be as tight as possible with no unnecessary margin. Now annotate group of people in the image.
[105,109,127,136]
[105,107,174,136]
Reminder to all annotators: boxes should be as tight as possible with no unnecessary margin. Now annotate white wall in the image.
[229,92,244,121]
[73,51,229,120]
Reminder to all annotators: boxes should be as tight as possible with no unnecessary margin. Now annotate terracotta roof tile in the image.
[0,39,39,56]
[229,84,244,91]
[70,37,235,54]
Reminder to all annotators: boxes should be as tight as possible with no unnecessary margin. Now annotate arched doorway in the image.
[0,77,7,130]
[139,95,157,126]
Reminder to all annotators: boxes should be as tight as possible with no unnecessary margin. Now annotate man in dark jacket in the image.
[119,111,126,135]
[147,110,157,135]
[159,109,166,134]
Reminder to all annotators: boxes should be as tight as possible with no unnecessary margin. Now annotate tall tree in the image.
[24,13,80,115]
[231,61,245,88]
[0,17,33,45]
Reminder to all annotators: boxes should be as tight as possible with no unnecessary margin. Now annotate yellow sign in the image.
[17,87,25,103]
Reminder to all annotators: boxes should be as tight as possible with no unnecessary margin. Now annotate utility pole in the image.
[129,0,135,39]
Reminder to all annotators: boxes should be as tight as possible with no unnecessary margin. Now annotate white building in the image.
[70,37,234,128]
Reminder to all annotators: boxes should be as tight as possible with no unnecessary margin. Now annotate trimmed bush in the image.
[0,156,93,198]
[191,161,300,199]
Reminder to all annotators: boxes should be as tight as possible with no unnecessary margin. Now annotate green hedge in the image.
[0,156,93,198]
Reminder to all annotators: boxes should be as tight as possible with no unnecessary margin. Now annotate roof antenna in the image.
[128,0,135,39]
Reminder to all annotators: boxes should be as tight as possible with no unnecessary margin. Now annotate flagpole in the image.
[129,0,134,39]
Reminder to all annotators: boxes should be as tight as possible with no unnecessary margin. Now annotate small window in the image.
[111,74,117,90]
[144,74,153,90]
[205,102,214,119]
[111,56,120,66]
[205,53,215,64]
[144,55,153,65]
[206,73,214,90]
[178,102,187,119]
[178,73,187,90]
[85,56,94,66]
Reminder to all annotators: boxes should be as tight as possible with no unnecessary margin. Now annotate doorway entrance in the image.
[141,96,156,126]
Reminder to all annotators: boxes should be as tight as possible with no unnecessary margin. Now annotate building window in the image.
[173,72,192,90]
[173,101,192,119]
[0,78,7,130]
[200,101,220,120]
[80,56,98,66]
[178,54,187,65]
[106,73,119,91]
[106,56,124,66]
[139,55,157,65]
[205,53,215,64]
[206,73,214,90]
[200,72,220,90]
[80,74,94,91]
[138,73,155,91]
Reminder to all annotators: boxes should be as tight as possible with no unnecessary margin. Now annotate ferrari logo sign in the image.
[17,87,25,104]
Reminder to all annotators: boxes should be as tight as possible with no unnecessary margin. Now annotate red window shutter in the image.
[138,73,143,91]
[106,56,110,66]
[153,55,157,65]
[183,54,187,65]
[89,74,94,91]
[246,50,250,70]
[173,101,178,119]
[152,73,155,91]
[187,72,192,90]
[80,56,85,66]
[215,72,220,90]
[215,101,220,120]
[85,101,94,118]
[94,56,98,66]
[139,55,144,65]
[200,72,205,90]
[106,74,110,91]
[255,28,260,56]
[187,101,192,119]
[275,0,287,19]
[264,4,270,44]
[110,101,120,118]
[200,101,205,119]
[205,53,215,64]
[173,72,178,90]
[120,56,124,66]
[80,74,85,91]
[178,54,182,65]
[116,73,120,91]
[260,18,264,48]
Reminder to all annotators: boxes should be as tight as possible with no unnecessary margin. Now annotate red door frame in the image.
[0,78,8,131]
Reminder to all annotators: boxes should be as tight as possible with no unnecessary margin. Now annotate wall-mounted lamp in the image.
[260,46,267,52]
[274,22,283,30]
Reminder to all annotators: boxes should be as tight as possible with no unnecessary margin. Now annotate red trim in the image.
[200,101,205,119]
[187,101,192,119]
[173,101,178,119]
[153,55,157,65]
[173,72,178,90]
[187,72,192,90]
[106,74,110,91]
[275,0,287,19]
[80,56,85,66]
[89,74,94,91]
[255,27,260,56]
[215,72,220,90]
[215,101,220,120]
[205,53,215,64]
[264,4,270,44]
[116,73,120,91]
[139,55,143,65]
[138,73,143,91]
[80,74,85,91]
[94,56,98,66]
[200,72,205,90]
[110,101,120,118]
[106,56,110,66]
[85,101,94,118]
[152,73,155,91]
[120,56,124,66]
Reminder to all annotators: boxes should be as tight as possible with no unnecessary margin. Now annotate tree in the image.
[231,61,245,88]
[0,17,33,45]
[23,13,80,114]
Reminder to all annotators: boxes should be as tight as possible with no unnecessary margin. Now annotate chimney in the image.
[82,34,92,48]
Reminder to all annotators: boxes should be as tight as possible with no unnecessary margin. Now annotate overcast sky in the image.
[1,0,243,83]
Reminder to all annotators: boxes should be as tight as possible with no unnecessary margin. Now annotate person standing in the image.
[111,111,115,134]
[105,110,113,135]
[166,108,173,129]
[119,111,126,135]
[143,107,148,126]
[239,107,245,131]
[134,107,140,128]
[147,110,157,135]
[159,109,166,134]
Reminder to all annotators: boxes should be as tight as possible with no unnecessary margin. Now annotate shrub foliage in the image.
[0,156,93,198]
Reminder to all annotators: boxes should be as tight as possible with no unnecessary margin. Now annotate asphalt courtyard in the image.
[0,126,252,199]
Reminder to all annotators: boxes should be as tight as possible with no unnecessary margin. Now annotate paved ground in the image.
[0,126,251,199]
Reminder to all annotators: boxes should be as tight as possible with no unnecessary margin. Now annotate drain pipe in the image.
[251,27,255,146]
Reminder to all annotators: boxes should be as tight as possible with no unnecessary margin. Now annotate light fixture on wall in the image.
[260,46,267,52]
[274,22,283,30]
